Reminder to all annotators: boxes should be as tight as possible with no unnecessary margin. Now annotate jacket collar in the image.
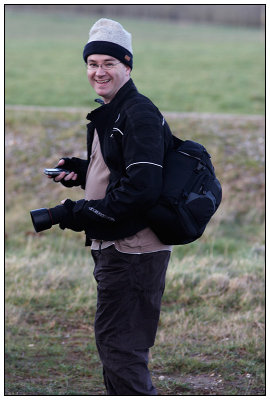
[86,78,138,126]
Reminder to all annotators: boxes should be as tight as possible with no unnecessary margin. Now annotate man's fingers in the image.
[54,171,67,181]
[57,159,65,167]
[64,172,75,181]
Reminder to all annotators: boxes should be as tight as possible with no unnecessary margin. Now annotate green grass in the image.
[5,108,265,395]
[5,9,265,114]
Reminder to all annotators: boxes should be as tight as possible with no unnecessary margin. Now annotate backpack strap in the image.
[172,135,184,148]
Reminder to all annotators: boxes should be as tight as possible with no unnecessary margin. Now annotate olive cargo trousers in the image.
[91,245,170,395]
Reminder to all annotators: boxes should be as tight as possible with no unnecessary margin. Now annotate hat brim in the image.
[83,41,133,69]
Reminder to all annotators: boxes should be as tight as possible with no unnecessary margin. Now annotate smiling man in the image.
[49,18,174,395]
[86,55,130,103]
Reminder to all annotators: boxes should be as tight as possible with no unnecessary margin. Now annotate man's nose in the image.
[96,65,106,74]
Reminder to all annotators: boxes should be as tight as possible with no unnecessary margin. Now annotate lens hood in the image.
[30,208,52,233]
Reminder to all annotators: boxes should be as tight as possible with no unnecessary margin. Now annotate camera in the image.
[30,204,68,233]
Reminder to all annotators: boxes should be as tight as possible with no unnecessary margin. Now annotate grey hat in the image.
[83,18,133,69]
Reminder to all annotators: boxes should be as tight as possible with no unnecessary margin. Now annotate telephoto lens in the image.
[30,205,68,233]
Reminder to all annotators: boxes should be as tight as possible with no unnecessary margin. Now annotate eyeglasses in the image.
[86,61,121,71]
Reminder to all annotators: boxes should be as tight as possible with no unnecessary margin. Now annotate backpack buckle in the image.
[182,191,189,199]
[194,161,206,173]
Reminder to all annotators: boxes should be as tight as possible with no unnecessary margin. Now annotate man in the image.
[49,18,174,395]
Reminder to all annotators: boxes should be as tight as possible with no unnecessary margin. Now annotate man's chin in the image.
[95,87,109,97]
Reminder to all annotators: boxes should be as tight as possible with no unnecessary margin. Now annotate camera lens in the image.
[30,208,52,232]
[30,205,68,233]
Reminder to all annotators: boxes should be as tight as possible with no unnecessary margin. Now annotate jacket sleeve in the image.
[74,103,166,225]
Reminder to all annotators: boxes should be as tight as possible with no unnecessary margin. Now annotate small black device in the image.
[44,168,70,177]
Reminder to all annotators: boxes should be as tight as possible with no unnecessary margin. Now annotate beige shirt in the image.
[85,130,172,254]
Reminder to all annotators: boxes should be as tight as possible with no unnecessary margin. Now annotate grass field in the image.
[5,108,265,395]
[5,9,265,114]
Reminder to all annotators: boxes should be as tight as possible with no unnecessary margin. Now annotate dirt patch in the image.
[5,104,265,122]
[153,371,263,396]
[181,373,224,393]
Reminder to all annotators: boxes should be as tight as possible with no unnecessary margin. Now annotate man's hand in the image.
[58,198,84,232]
[47,159,78,182]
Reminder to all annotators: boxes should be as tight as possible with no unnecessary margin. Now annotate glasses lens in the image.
[87,62,119,70]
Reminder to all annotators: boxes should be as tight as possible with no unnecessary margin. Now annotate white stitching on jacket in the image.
[126,161,163,170]
[114,113,120,123]
[113,127,124,135]
[88,207,115,222]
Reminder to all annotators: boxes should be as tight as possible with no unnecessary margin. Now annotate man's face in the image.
[86,54,131,103]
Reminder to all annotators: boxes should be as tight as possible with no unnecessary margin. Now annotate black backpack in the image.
[147,136,222,245]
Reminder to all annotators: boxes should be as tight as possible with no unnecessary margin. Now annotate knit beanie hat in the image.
[83,18,133,69]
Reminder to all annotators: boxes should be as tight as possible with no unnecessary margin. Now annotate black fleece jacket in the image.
[61,79,174,241]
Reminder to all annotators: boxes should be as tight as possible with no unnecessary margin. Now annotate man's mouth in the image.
[95,79,111,84]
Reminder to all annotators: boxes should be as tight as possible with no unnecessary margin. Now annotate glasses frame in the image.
[86,61,122,71]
